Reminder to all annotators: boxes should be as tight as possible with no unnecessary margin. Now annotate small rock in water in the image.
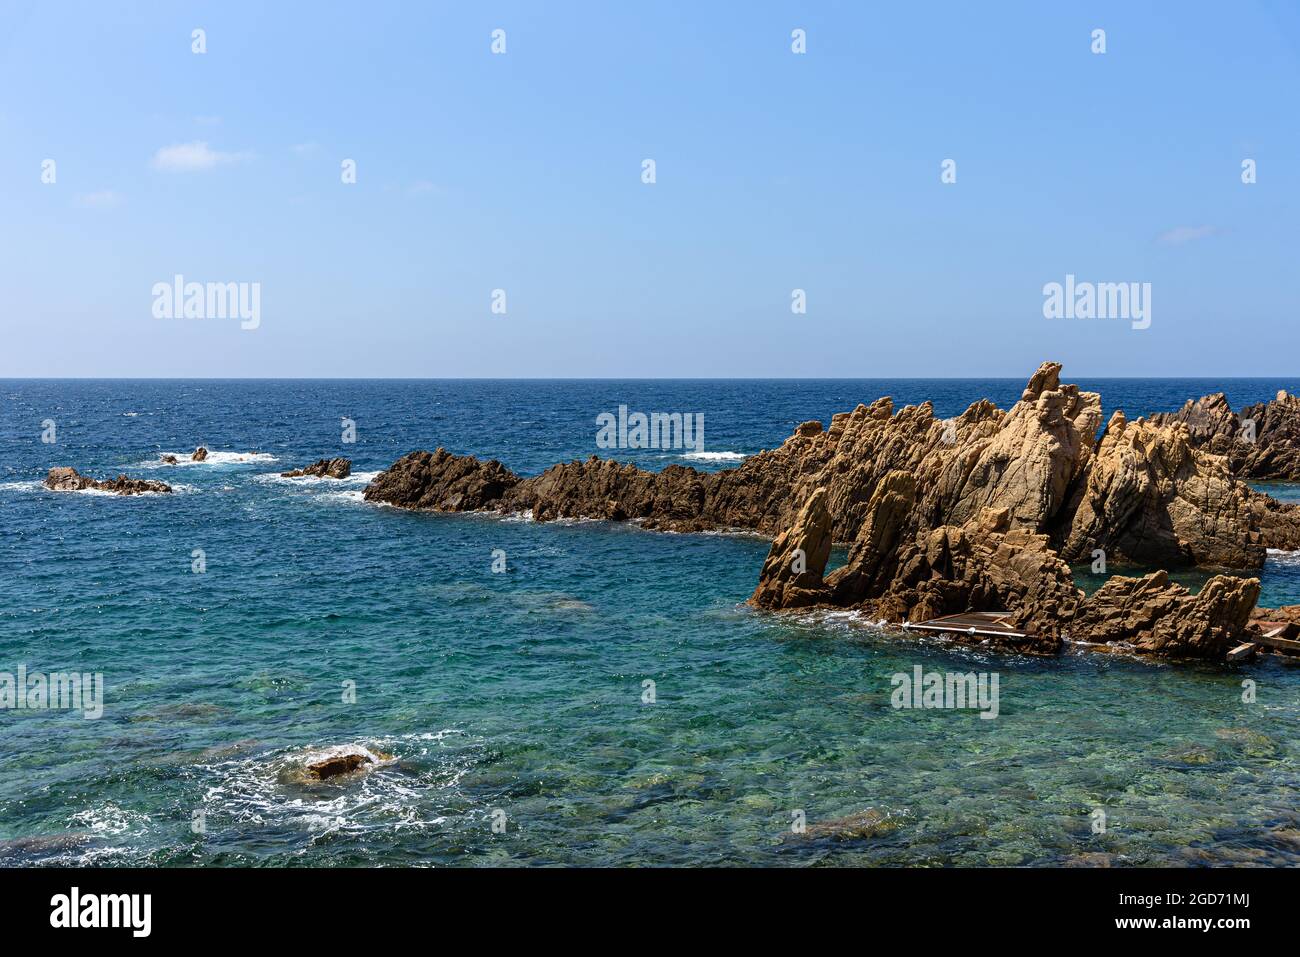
[301,744,392,781]
[191,446,209,462]
[161,454,178,465]
[281,457,351,479]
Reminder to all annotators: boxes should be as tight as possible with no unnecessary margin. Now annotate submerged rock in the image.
[281,457,351,479]
[44,467,172,496]
[786,808,905,842]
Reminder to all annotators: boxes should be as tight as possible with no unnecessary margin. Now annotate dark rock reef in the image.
[44,467,172,496]
[281,457,351,479]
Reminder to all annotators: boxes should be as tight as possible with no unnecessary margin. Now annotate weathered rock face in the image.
[281,457,351,479]
[749,488,833,609]
[44,467,172,496]
[829,505,1081,655]
[1151,389,1300,481]
[191,446,209,462]
[1069,571,1260,658]
[502,456,713,528]
[1058,411,1265,568]
[363,448,519,512]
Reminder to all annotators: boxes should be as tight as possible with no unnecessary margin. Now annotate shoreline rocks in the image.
[44,467,172,496]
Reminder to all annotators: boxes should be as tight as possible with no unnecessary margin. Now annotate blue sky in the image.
[2,0,1298,377]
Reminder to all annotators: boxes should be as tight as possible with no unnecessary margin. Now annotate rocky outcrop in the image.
[160,454,178,465]
[281,457,351,479]
[1069,571,1259,658]
[365,362,1278,571]
[1151,389,1300,481]
[827,502,1081,655]
[191,446,209,462]
[1058,411,1265,568]
[361,362,1298,661]
[363,448,519,512]
[750,488,833,609]
[44,467,172,496]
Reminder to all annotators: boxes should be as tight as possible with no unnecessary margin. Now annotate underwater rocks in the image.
[44,467,172,496]
[191,446,209,462]
[1151,389,1300,481]
[281,457,351,479]
[363,448,520,511]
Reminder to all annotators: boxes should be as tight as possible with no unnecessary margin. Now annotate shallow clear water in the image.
[2,379,1299,867]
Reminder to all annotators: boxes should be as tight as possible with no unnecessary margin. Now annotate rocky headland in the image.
[362,362,1300,663]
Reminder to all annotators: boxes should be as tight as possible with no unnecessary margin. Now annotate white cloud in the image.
[1157,225,1219,245]
[150,141,251,172]
[75,190,124,208]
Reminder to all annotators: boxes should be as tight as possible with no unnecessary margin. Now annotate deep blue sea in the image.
[3,378,1300,867]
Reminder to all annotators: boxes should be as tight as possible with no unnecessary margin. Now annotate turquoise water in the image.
[2,379,1299,867]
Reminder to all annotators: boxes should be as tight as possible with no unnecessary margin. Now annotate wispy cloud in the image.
[150,141,252,172]
[291,142,319,155]
[1157,224,1220,245]
[74,190,124,209]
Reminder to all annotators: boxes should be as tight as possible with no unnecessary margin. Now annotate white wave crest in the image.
[681,450,747,461]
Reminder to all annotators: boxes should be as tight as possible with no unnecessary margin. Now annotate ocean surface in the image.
[2,378,1300,867]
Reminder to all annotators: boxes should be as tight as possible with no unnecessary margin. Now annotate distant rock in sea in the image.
[191,446,208,462]
[281,457,351,479]
[44,467,172,496]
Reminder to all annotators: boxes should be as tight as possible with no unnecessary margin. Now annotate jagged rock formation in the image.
[365,362,1290,570]
[1058,411,1265,568]
[1069,571,1259,658]
[1151,389,1300,481]
[281,457,352,479]
[44,467,172,496]
[363,448,519,512]
[749,488,832,609]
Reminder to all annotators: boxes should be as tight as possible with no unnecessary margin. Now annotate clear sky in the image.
[2,0,1298,377]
